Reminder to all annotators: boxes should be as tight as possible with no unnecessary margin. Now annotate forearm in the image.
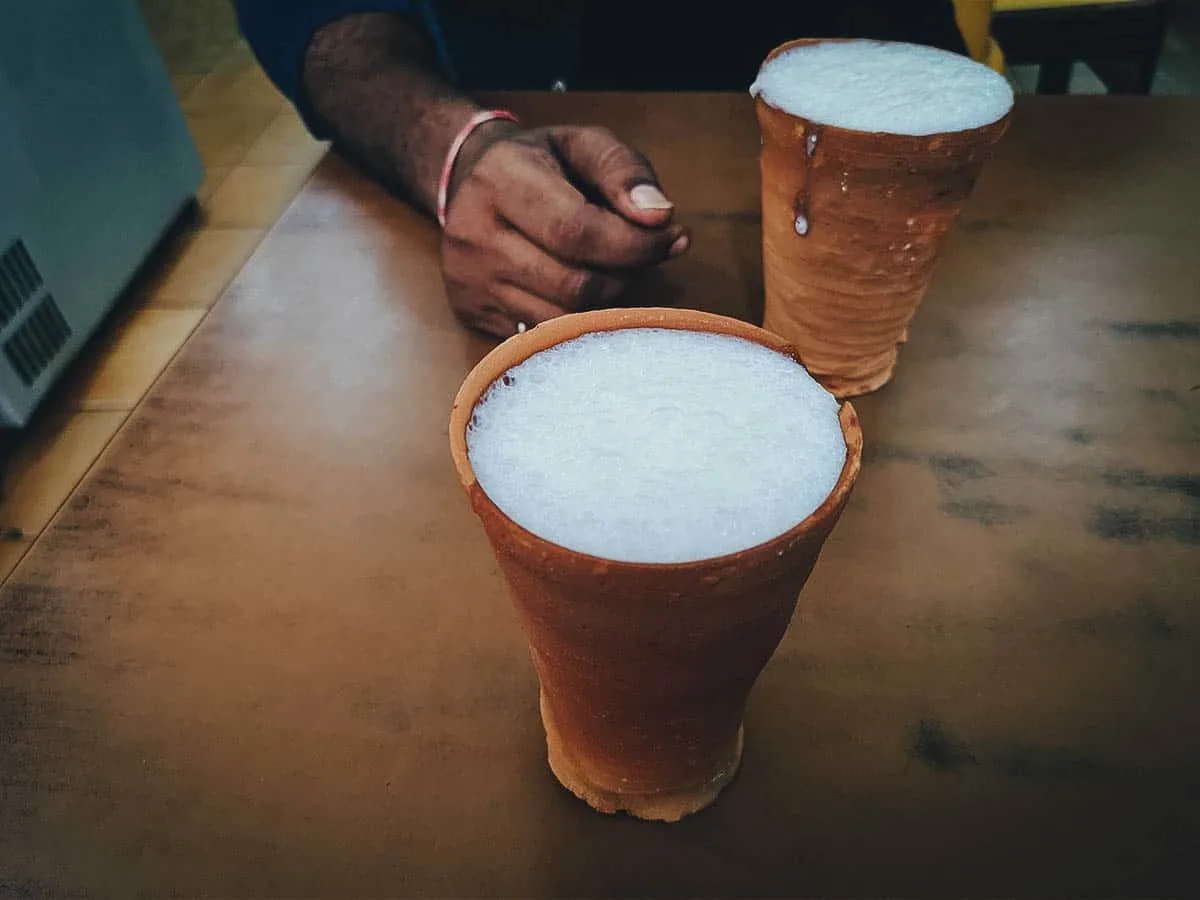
[302,13,499,215]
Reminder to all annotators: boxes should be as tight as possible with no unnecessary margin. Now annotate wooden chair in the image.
[989,0,1171,93]
[954,0,1008,71]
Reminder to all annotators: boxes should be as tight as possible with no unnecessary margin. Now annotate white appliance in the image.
[0,0,202,426]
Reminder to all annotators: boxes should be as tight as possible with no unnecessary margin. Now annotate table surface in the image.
[2,94,1198,897]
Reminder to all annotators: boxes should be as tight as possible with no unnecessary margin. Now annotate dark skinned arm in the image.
[301,13,688,337]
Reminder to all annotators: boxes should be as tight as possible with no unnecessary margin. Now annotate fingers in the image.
[493,284,566,332]
[442,126,691,340]
[550,126,676,228]
[492,143,685,270]
[493,232,626,311]
[458,286,565,339]
[467,304,516,340]
[445,250,574,338]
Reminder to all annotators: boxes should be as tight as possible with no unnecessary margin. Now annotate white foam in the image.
[750,40,1013,136]
[465,328,847,564]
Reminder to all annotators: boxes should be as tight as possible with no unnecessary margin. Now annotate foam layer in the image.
[466,328,847,564]
[750,40,1013,136]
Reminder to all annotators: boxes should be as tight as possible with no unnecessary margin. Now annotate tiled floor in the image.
[0,7,328,582]
[1,1,1198,585]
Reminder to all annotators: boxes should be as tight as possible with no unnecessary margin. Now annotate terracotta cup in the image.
[449,308,863,822]
[756,38,1012,398]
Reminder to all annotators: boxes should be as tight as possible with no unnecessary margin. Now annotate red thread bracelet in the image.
[436,109,520,227]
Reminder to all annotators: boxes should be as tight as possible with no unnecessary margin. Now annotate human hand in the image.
[441,123,689,337]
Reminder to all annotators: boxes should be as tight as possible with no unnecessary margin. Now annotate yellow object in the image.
[995,0,1139,10]
[971,0,1145,75]
[953,0,1006,73]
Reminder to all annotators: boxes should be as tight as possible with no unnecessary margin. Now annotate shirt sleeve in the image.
[232,0,450,137]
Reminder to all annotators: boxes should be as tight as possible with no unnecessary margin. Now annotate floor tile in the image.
[144,228,263,309]
[140,0,243,78]
[187,105,277,169]
[170,71,203,100]
[1008,61,1115,95]
[1069,62,1108,95]
[0,411,128,537]
[205,164,316,229]
[70,308,207,411]
[183,42,285,117]
[197,166,230,204]
[243,107,329,167]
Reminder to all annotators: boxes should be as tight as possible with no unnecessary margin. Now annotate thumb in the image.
[549,126,676,227]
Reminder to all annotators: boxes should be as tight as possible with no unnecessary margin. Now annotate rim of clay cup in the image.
[754,37,1014,140]
[449,307,863,576]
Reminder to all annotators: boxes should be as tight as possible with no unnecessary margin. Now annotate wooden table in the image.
[2,94,1198,897]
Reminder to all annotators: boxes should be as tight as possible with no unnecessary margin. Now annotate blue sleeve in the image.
[232,0,450,138]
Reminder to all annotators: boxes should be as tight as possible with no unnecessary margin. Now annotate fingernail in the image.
[669,233,690,257]
[630,184,673,211]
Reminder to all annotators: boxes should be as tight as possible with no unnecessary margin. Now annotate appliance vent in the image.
[4,294,72,387]
[0,238,45,331]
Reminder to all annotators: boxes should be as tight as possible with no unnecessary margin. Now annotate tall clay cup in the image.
[449,308,863,822]
[756,38,1011,398]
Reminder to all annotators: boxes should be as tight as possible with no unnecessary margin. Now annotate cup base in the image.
[819,355,898,399]
[762,307,902,399]
[539,691,743,823]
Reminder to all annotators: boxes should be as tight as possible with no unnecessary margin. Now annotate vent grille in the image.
[4,294,72,387]
[0,239,44,331]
